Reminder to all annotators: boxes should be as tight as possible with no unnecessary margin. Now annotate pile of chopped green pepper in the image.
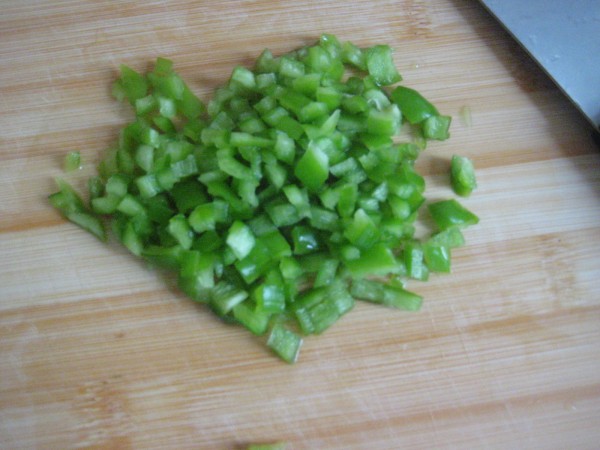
[49,34,478,363]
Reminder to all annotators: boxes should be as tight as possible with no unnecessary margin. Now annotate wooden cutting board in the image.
[2,1,599,448]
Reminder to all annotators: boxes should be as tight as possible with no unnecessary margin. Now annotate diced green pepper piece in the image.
[267,324,302,364]
[117,64,148,104]
[423,243,451,273]
[429,226,465,248]
[291,225,320,255]
[230,66,256,91]
[343,243,399,277]
[423,114,452,140]
[64,151,81,172]
[117,194,146,217]
[234,240,273,284]
[294,144,329,192]
[451,154,477,197]
[136,174,162,199]
[391,85,439,124]
[211,281,248,316]
[168,213,194,250]
[343,208,379,250]
[64,211,107,242]
[253,269,286,314]
[313,259,339,288]
[403,241,429,281]
[365,45,402,86]
[233,301,271,335]
[341,41,365,70]
[428,199,479,230]
[91,194,121,215]
[350,279,422,311]
[366,104,401,136]
[226,220,256,260]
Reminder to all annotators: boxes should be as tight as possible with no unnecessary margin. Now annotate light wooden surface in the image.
[2,1,600,449]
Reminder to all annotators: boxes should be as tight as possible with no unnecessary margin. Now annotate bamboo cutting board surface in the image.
[1,1,600,448]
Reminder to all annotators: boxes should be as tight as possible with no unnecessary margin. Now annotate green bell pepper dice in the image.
[451,154,477,197]
[428,199,479,230]
[294,144,329,192]
[391,85,439,124]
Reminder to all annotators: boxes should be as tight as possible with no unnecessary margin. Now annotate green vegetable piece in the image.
[423,243,451,273]
[279,56,305,79]
[292,73,321,96]
[341,41,366,70]
[211,281,248,316]
[170,179,207,213]
[188,201,228,233]
[117,194,146,217]
[226,220,256,260]
[87,176,104,200]
[117,64,148,104]
[65,211,107,242]
[350,279,422,311]
[234,240,273,284]
[91,194,121,215]
[267,324,302,364]
[343,208,379,250]
[291,225,320,255]
[403,241,429,281]
[423,114,452,140]
[366,104,401,136]
[49,179,107,241]
[365,45,402,86]
[253,269,286,314]
[451,154,477,197]
[64,151,81,172]
[391,85,439,124]
[279,256,303,280]
[178,85,205,119]
[230,66,256,91]
[142,245,182,269]
[262,230,292,259]
[136,174,162,199]
[266,200,302,227]
[343,243,399,277]
[429,226,465,249]
[428,199,479,230]
[168,214,194,250]
[294,144,329,192]
[233,301,271,336]
[313,259,339,288]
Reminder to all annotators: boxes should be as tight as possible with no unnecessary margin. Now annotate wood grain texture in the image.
[1,1,599,449]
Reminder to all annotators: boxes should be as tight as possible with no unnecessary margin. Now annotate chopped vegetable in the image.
[451,154,477,197]
[428,199,479,230]
[49,34,479,363]
[64,151,82,172]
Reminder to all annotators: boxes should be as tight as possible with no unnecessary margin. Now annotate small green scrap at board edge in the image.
[49,34,479,363]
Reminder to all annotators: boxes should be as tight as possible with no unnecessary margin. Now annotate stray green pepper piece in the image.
[64,151,82,172]
[451,154,477,197]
